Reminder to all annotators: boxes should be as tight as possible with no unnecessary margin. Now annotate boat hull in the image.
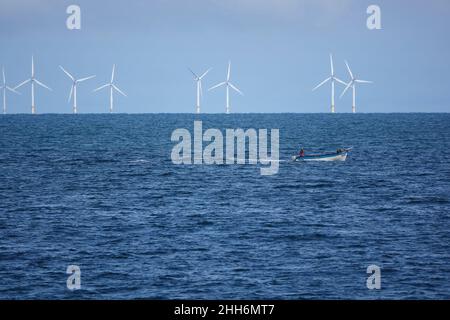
[293,152,348,162]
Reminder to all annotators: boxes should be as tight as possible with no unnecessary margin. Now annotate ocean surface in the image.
[0,113,449,299]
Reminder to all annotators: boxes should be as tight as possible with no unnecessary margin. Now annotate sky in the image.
[0,0,449,113]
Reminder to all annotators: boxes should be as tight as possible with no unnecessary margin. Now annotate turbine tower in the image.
[312,54,347,113]
[209,61,243,114]
[93,64,126,113]
[14,56,52,114]
[60,66,95,114]
[189,67,211,113]
[1,67,20,114]
[340,60,372,113]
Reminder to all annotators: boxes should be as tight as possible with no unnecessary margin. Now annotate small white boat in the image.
[292,148,350,162]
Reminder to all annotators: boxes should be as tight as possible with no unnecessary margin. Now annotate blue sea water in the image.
[0,113,449,299]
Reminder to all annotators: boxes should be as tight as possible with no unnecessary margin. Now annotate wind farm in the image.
[0,56,374,114]
[312,54,373,113]
[60,66,95,114]
[313,54,347,113]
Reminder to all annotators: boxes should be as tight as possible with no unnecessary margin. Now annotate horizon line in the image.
[1,112,450,115]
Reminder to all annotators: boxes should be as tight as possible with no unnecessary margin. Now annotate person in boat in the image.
[336,148,344,154]
[298,148,305,157]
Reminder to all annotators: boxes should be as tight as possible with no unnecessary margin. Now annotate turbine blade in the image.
[199,80,203,98]
[31,56,34,78]
[228,82,243,95]
[6,86,21,95]
[14,79,31,90]
[355,79,373,84]
[78,75,96,82]
[334,77,347,86]
[312,77,331,91]
[227,61,231,81]
[209,82,226,91]
[59,66,74,81]
[112,84,126,97]
[188,68,198,79]
[111,64,115,82]
[330,54,334,76]
[199,68,211,79]
[340,82,352,99]
[2,67,5,85]
[93,84,109,92]
[68,85,74,103]
[345,60,354,79]
[34,79,52,91]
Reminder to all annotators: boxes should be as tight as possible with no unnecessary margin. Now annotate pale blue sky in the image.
[1,0,449,113]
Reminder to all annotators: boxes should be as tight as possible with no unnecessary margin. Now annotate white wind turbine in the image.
[60,66,95,114]
[209,61,243,114]
[93,64,126,113]
[189,67,211,114]
[14,56,52,114]
[1,67,20,114]
[312,54,347,113]
[340,60,372,113]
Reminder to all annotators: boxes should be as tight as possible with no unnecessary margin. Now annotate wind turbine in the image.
[209,61,243,114]
[189,67,211,113]
[93,64,126,113]
[14,56,52,114]
[340,60,372,113]
[60,66,95,114]
[1,67,20,114]
[312,54,347,113]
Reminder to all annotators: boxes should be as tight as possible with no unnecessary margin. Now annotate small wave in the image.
[405,196,449,204]
[280,232,336,241]
[233,158,287,163]
[129,159,149,164]
[274,184,298,190]
[304,182,334,188]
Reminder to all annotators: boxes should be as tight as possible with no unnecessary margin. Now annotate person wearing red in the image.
[299,148,305,157]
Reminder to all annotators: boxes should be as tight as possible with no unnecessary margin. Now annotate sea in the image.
[0,113,449,299]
